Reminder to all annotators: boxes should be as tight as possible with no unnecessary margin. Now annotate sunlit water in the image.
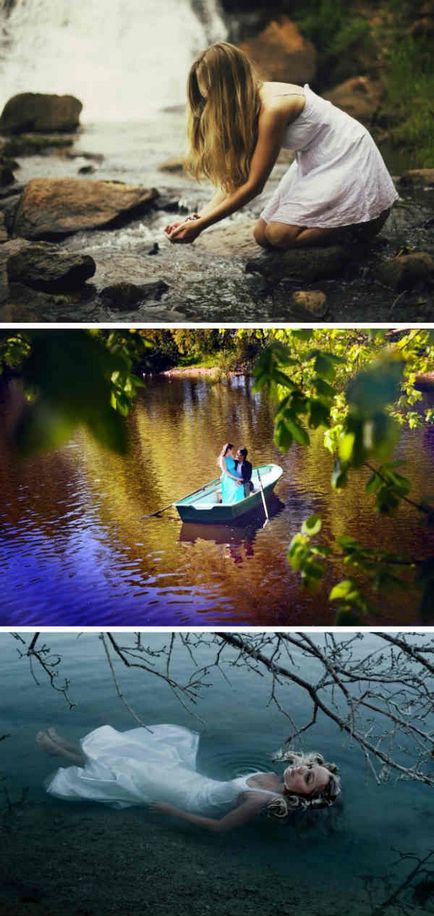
[0,632,432,913]
[0,375,433,626]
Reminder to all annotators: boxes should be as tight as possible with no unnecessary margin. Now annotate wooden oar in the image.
[144,480,212,519]
[143,501,176,519]
[256,468,270,526]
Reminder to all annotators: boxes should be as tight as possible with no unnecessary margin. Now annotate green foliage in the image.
[381,35,434,166]
[0,330,145,456]
[254,329,434,623]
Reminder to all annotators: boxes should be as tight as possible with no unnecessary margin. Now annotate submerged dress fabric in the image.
[261,85,398,228]
[220,456,244,504]
[46,724,277,812]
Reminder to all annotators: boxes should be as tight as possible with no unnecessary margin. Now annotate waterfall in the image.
[0,0,227,121]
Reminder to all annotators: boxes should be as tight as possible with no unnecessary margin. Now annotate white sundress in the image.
[261,84,399,229]
[45,724,280,813]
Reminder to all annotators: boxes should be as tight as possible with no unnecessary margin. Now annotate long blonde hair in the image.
[186,42,262,193]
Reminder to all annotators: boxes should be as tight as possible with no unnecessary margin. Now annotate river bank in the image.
[0,802,419,916]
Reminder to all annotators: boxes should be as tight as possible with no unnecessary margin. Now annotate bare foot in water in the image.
[36,730,63,756]
[36,729,85,765]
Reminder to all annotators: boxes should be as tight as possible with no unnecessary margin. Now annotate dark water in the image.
[0,375,433,626]
[0,632,432,914]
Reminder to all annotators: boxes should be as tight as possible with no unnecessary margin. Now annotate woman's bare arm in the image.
[151,794,268,833]
[200,187,228,217]
[167,99,301,242]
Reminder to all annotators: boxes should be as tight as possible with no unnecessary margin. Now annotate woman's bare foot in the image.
[36,729,85,765]
[47,727,78,753]
[36,730,63,756]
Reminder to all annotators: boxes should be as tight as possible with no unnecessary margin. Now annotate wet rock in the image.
[159,157,186,174]
[246,245,353,282]
[197,221,258,258]
[0,238,30,301]
[0,93,82,134]
[291,290,328,317]
[100,280,169,309]
[0,163,15,186]
[239,17,317,83]
[7,242,96,292]
[0,300,41,321]
[153,193,180,213]
[378,252,434,291]
[1,133,75,157]
[78,164,96,175]
[13,178,158,239]
[397,169,434,188]
[323,76,382,124]
[0,212,8,243]
[65,150,104,164]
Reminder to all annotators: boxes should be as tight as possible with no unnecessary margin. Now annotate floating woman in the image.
[37,724,341,832]
[165,42,398,249]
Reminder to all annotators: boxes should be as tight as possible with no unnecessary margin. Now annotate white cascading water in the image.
[0,0,226,121]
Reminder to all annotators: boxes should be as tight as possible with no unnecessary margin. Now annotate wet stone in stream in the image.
[0,169,433,321]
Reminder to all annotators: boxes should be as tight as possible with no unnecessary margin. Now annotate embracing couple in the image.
[218,442,253,505]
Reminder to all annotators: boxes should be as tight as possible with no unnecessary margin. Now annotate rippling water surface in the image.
[0,375,433,626]
[0,631,432,912]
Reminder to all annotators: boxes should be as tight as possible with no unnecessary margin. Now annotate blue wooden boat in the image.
[174,463,283,523]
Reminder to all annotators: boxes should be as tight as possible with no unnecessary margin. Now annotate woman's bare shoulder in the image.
[259,82,305,122]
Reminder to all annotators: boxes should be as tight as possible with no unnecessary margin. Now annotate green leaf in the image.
[301,515,322,536]
[329,579,356,601]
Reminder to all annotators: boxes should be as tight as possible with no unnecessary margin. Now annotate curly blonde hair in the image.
[267,751,341,820]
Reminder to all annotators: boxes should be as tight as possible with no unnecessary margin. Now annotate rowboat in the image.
[174,463,283,524]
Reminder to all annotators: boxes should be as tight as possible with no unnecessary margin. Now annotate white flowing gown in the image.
[46,724,278,812]
[261,85,398,228]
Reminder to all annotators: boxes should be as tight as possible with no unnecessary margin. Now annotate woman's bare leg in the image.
[263,221,346,249]
[254,208,391,251]
[36,729,85,766]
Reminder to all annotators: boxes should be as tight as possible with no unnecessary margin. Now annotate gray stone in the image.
[100,280,169,310]
[7,242,96,292]
[246,245,353,282]
[378,252,434,291]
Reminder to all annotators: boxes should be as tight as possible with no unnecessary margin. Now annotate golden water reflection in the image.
[0,375,433,625]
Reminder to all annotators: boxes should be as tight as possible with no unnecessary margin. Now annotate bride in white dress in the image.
[37,724,341,832]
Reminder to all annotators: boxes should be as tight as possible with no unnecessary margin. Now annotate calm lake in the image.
[0,374,433,626]
[0,632,432,915]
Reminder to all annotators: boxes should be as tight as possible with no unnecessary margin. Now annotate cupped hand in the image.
[164,220,183,235]
[165,221,202,244]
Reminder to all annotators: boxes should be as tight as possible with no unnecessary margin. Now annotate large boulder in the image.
[0,93,82,134]
[378,252,434,291]
[12,178,158,239]
[239,16,316,83]
[7,242,96,292]
[323,76,382,125]
[246,245,353,282]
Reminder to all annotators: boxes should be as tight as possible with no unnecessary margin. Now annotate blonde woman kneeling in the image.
[165,42,397,250]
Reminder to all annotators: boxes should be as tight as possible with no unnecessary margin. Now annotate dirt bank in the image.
[0,802,408,916]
